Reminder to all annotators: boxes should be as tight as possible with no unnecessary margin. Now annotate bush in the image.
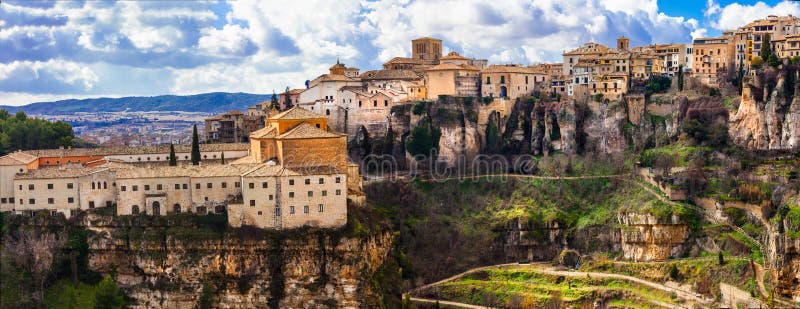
[93,275,124,309]
[412,101,427,115]
[593,93,604,102]
[669,264,680,280]
[405,125,441,159]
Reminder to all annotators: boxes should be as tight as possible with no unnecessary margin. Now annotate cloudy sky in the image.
[0,0,797,106]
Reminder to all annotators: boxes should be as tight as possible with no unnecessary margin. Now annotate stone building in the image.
[693,36,734,86]
[204,108,267,143]
[480,65,544,100]
[731,15,800,69]
[424,62,481,99]
[654,43,692,76]
[1,107,357,231]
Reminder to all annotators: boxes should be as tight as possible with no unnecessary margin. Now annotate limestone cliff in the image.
[617,213,689,261]
[83,213,397,308]
[730,68,800,150]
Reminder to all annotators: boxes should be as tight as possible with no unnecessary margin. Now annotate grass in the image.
[418,267,680,308]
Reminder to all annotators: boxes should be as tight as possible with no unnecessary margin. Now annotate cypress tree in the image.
[270,90,280,110]
[168,143,177,166]
[760,34,773,61]
[191,124,201,165]
[283,86,293,110]
[220,152,225,164]
[677,65,684,91]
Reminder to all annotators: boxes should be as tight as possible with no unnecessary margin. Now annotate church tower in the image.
[617,36,630,51]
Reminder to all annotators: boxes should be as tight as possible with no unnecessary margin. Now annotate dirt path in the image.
[408,263,712,308]
[409,297,490,309]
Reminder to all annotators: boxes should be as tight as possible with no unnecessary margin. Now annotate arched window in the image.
[103,182,107,189]
[173,204,181,213]
[92,182,96,189]
[326,109,330,115]
[131,205,140,215]
[152,201,161,216]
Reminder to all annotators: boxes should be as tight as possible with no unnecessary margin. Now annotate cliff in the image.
[82,212,397,309]
[730,68,800,150]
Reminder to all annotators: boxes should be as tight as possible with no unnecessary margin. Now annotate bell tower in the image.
[617,36,630,51]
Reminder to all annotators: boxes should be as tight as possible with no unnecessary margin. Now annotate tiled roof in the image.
[22,143,249,158]
[250,126,277,139]
[359,69,420,80]
[384,57,422,64]
[243,164,342,177]
[115,163,259,179]
[0,151,38,166]
[314,74,357,82]
[277,122,344,139]
[481,65,538,74]
[269,106,324,120]
[441,51,468,60]
[15,164,103,179]
[426,63,479,71]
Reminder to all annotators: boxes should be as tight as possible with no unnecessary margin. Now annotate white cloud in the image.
[707,1,800,31]
[0,0,706,106]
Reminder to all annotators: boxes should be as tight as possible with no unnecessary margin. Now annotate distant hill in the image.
[0,92,273,115]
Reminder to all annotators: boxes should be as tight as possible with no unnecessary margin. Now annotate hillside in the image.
[0,92,272,114]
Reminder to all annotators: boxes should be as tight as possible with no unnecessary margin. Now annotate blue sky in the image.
[0,0,796,105]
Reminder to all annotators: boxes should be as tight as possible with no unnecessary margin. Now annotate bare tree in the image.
[4,230,64,306]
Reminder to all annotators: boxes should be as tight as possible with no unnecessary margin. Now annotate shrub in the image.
[593,93,604,102]
[412,101,427,115]
[405,125,441,159]
[93,275,124,309]
[669,264,680,280]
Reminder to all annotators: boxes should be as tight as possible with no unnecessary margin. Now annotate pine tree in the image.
[168,143,177,166]
[283,86,293,110]
[191,124,201,165]
[93,275,125,309]
[220,152,225,164]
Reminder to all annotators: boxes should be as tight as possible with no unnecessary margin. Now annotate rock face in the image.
[85,214,395,308]
[617,213,689,261]
[730,68,800,150]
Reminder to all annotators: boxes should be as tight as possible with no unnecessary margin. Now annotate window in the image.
[262,182,268,188]
[29,198,35,205]
[305,178,310,185]
[335,177,341,183]
[373,100,377,107]
[358,101,362,107]
[326,109,330,115]
[308,191,313,197]
[89,201,94,208]
[384,100,388,107]
[18,185,22,190]
[0,198,5,204]
[175,184,181,190]
[500,76,505,84]
[250,200,255,206]
[235,182,240,188]
[132,205,139,214]
[290,206,295,214]
[103,182,107,189]
[183,184,188,190]
[304,205,309,213]
[289,192,295,198]
[47,183,53,189]
[336,189,342,195]
[319,178,324,184]
[48,198,54,204]
[144,185,150,191]
[29,184,34,190]
[9,198,13,204]
[157,184,162,190]
[132,185,138,192]
[106,201,112,207]
[121,186,127,192]
[289,179,294,185]
[68,197,74,203]
[258,211,263,215]
[322,190,327,196]
[269,195,273,200]
[221,182,227,189]
[319,204,324,212]
[275,207,281,216]
[486,76,490,84]
[67,183,74,189]
[196,183,201,189]
[207,183,212,189]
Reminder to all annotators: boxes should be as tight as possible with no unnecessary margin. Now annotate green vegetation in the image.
[283,86,293,110]
[405,124,441,159]
[0,110,75,155]
[645,76,672,97]
[639,142,709,168]
[168,143,177,166]
[191,124,201,165]
[366,176,694,283]
[93,275,125,309]
[418,267,680,308]
[412,101,427,115]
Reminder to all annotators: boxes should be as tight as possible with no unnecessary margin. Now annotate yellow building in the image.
[693,36,734,86]
[424,62,481,99]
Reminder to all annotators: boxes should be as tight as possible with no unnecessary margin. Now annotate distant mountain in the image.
[0,92,273,115]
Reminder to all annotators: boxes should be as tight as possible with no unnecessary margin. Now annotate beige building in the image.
[12,164,116,216]
[0,152,38,210]
[732,15,800,69]
[481,65,544,100]
[693,36,734,85]
[562,42,613,75]
[424,62,481,99]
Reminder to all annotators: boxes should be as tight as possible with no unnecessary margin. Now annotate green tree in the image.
[191,124,201,165]
[760,34,773,61]
[677,65,684,91]
[0,109,75,155]
[168,143,177,166]
[718,251,725,265]
[270,90,280,110]
[283,86,293,110]
[93,275,124,309]
[220,152,225,164]
[768,53,781,68]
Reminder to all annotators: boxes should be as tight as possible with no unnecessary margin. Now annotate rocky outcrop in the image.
[84,214,396,308]
[730,68,800,150]
[617,213,689,261]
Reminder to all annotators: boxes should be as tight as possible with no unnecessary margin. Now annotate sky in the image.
[0,0,798,106]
